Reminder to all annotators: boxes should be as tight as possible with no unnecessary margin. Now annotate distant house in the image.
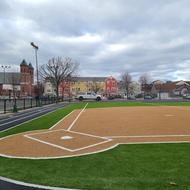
[59,80,70,98]
[105,76,117,98]
[117,81,142,98]
[152,80,190,99]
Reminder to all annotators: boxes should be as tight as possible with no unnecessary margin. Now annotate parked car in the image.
[144,95,152,99]
[76,92,101,101]
[186,95,190,99]
[107,95,115,100]
[129,96,136,100]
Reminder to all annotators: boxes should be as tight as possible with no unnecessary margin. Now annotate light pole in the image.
[1,65,11,99]
[30,42,39,100]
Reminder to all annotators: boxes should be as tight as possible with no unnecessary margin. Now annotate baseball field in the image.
[0,102,190,189]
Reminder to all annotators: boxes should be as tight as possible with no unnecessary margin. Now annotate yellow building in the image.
[70,77,107,96]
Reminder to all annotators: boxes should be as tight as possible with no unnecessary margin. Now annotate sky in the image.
[0,0,190,82]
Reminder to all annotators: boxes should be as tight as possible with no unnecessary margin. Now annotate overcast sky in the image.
[1,0,190,82]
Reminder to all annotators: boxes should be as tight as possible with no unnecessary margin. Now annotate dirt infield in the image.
[0,106,190,159]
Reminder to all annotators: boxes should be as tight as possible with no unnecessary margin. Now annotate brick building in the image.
[0,59,34,98]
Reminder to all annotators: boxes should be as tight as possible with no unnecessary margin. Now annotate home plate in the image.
[61,136,73,139]
[24,129,111,152]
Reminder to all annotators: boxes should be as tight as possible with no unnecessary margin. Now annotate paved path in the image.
[0,102,70,132]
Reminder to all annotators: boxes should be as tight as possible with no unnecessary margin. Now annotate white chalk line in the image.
[24,128,112,152]
[49,110,75,130]
[67,103,88,131]
[106,134,190,138]
[1,141,190,160]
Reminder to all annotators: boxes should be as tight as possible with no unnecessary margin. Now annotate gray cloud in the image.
[0,0,190,82]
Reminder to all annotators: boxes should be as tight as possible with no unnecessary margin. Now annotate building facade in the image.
[0,59,34,98]
[105,76,117,98]
[20,59,34,97]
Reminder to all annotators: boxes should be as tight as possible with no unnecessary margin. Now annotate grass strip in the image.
[0,143,190,189]
[86,101,156,109]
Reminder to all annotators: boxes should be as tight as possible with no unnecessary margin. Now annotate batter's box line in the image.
[105,135,190,138]
[23,129,112,152]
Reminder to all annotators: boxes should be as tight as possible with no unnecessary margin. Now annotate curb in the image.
[0,176,82,190]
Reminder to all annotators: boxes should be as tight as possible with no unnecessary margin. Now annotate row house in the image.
[43,76,118,98]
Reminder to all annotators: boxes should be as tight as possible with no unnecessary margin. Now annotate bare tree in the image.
[86,78,104,94]
[39,57,80,101]
[121,72,132,99]
[138,73,152,85]
[138,73,153,98]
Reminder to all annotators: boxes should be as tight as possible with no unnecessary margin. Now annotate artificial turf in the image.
[0,101,190,189]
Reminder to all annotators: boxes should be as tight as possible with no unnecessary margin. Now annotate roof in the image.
[154,81,190,91]
[76,77,107,81]
[174,85,190,91]
[28,63,34,69]
[0,72,20,84]
[20,59,28,66]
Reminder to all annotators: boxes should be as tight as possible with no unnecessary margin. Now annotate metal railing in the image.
[0,97,71,114]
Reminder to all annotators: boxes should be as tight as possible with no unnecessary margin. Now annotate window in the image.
[101,82,103,85]
[60,88,62,91]
[84,81,86,85]
[78,81,80,85]
[95,81,99,85]
[88,81,93,85]
[101,88,103,91]
[65,88,69,91]
[22,87,24,92]
[107,81,109,85]
[107,87,110,91]
[88,88,92,91]
[84,87,86,91]
[78,88,80,91]
[112,87,115,91]
[72,82,75,85]
[29,81,30,85]
[72,88,76,91]
[47,89,51,92]
[112,81,115,85]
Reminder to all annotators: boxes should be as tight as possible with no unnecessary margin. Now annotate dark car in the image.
[107,95,115,100]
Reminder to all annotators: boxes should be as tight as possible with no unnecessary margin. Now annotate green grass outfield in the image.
[0,102,190,190]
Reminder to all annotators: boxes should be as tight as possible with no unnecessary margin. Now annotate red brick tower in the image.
[20,59,34,97]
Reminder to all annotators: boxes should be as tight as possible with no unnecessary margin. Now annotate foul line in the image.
[67,103,88,131]
[106,134,190,138]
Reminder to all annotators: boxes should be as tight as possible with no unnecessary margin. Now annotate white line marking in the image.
[67,103,88,131]
[1,141,190,159]
[105,135,190,138]
[24,129,112,152]
[49,110,75,130]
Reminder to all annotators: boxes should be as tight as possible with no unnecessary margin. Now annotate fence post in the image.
[31,99,32,108]
[4,99,6,114]
[24,99,25,110]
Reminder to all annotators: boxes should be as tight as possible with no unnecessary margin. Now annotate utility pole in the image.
[30,42,40,105]
[1,65,11,99]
